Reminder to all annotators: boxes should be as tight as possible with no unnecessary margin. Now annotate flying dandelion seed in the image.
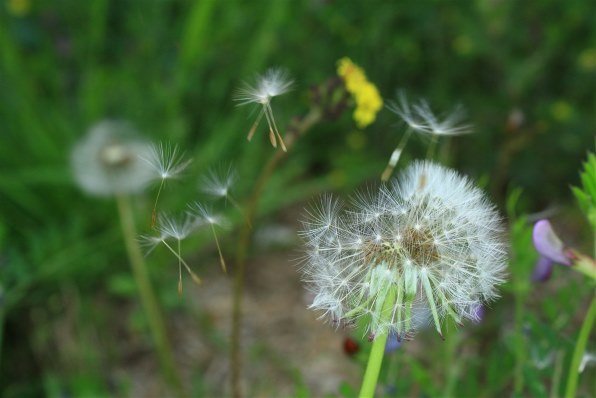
[300,161,507,338]
[200,165,251,227]
[388,91,472,138]
[233,67,294,151]
[189,203,229,273]
[139,212,202,293]
[381,92,473,181]
[139,142,192,228]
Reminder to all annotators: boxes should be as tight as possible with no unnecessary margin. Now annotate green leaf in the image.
[572,151,596,229]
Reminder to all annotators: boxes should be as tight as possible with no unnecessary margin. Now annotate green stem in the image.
[230,108,322,398]
[359,287,397,398]
[116,195,184,395]
[0,306,4,374]
[551,350,564,398]
[381,127,412,182]
[443,329,460,397]
[565,293,596,398]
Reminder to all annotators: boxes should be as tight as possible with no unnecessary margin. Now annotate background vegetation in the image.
[1,0,594,396]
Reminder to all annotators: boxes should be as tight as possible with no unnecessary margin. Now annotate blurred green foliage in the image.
[0,0,594,396]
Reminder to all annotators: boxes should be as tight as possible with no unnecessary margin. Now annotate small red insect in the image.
[342,336,360,356]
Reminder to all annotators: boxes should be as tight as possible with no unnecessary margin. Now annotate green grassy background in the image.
[1,0,594,396]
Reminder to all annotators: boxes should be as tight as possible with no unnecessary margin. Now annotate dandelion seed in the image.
[140,212,202,294]
[71,120,154,196]
[139,143,192,227]
[201,165,237,199]
[381,91,473,181]
[200,166,251,228]
[300,161,507,338]
[388,91,472,138]
[189,203,229,273]
[233,67,294,151]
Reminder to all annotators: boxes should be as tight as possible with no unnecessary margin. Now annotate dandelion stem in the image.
[443,329,461,397]
[565,293,596,398]
[359,287,397,398]
[230,107,322,398]
[115,194,184,395]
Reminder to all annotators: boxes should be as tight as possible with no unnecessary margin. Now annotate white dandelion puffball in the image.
[300,161,507,338]
[71,120,154,196]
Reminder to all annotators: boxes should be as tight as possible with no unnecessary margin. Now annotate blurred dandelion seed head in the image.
[233,67,294,150]
[189,202,229,229]
[300,161,507,337]
[157,212,198,241]
[140,142,192,181]
[388,91,472,137]
[71,120,154,196]
[234,68,294,106]
[200,165,238,199]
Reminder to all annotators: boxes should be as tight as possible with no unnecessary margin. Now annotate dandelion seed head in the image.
[138,234,165,255]
[388,91,473,137]
[71,120,154,196]
[140,142,192,181]
[156,212,197,241]
[300,161,507,338]
[233,68,294,106]
[189,202,229,229]
[233,68,293,150]
[200,165,237,199]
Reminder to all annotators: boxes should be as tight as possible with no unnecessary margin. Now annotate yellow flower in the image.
[7,0,30,17]
[337,57,383,128]
[337,57,366,93]
[354,82,383,128]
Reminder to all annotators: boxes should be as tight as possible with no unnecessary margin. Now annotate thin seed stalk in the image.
[116,194,184,395]
[359,287,397,398]
[381,127,412,182]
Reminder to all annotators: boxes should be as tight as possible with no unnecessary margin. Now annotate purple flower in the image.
[532,220,572,282]
[385,333,402,353]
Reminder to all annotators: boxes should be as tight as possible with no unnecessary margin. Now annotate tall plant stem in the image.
[230,108,321,398]
[565,293,596,398]
[443,329,461,397]
[116,194,184,395]
[359,287,397,398]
